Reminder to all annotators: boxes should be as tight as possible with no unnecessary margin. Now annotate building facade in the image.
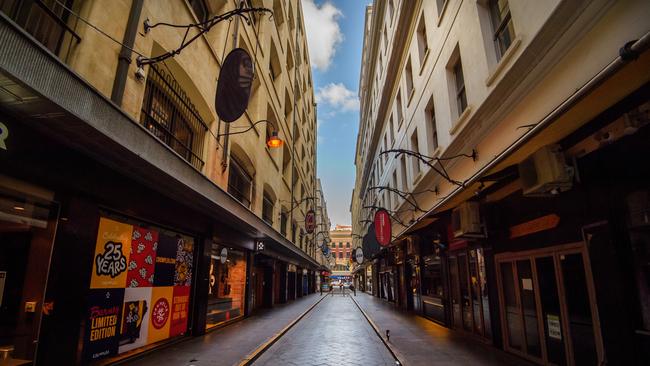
[329,224,353,281]
[0,0,325,364]
[352,0,650,365]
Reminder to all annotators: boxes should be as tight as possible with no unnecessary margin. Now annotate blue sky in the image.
[303,0,368,228]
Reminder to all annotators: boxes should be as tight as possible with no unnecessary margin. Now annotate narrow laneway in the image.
[253,294,396,366]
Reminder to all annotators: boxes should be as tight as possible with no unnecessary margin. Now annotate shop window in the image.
[206,244,247,329]
[0,183,59,362]
[228,156,253,208]
[82,216,195,362]
[140,65,208,170]
[489,0,515,60]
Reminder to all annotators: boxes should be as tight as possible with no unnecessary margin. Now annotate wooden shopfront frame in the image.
[494,242,604,365]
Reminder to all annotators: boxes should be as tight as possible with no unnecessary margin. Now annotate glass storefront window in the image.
[206,244,247,329]
[0,184,58,363]
[80,216,195,363]
[422,256,444,297]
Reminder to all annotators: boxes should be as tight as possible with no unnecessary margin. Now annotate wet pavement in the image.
[253,293,396,366]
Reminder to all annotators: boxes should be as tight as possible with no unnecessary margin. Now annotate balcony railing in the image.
[1,0,81,57]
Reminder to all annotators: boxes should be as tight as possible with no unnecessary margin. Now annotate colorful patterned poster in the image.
[174,237,194,287]
[147,286,173,344]
[154,233,177,287]
[170,286,190,337]
[127,227,158,288]
[91,218,133,289]
[118,287,151,354]
[82,289,124,361]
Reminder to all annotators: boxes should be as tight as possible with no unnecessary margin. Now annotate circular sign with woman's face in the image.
[220,248,228,264]
[215,48,254,122]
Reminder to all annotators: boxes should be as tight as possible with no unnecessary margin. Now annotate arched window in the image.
[338,243,343,248]
[262,191,274,225]
[346,242,350,248]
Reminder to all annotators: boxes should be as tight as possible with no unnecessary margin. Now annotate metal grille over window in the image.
[0,0,81,56]
[140,64,208,170]
[490,0,515,59]
[228,158,253,208]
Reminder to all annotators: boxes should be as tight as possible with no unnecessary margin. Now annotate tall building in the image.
[0,0,324,364]
[352,0,650,365]
[329,224,353,280]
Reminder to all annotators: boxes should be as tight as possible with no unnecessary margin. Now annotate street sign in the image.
[305,210,316,234]
[354,247,364,264]
[255,241,265,252]
[374,209,392,247]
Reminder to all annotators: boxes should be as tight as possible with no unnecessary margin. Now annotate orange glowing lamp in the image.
[267,131,284,148]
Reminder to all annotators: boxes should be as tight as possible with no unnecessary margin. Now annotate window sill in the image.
[485,37,522,87]
[437,0,450,27]
[419,49,430,76]
[407,88,415,106]
[449,105,473,136]
[412,170,424,187]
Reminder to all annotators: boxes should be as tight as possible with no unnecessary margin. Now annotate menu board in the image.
[83,217,193,362]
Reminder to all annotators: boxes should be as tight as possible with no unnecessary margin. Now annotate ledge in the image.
[485,37,522,87]
[449,105,473,135]
[418,48,430,76]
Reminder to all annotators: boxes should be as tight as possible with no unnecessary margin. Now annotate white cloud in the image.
[302,0,343,71]
[315,83,360,112]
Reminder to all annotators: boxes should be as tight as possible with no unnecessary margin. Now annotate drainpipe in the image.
[111,0,144,106]
[396,33,650,238]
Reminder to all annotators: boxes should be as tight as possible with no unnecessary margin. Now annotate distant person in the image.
[350,283,356,296]
[339,283,343,295]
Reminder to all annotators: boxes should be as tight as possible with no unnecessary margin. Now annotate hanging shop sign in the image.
[215,48,254,123]
[509,214,560,239]
[354,247,364,264]
[83,217,194,362]
[302,268,308,275]
[374,209,392,247]
[0,121,8,150]
[255,240,265,252]
[305,210,316,234]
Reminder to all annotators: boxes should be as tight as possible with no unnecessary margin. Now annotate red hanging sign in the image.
[305,210,316,234]
[374,209,392,247]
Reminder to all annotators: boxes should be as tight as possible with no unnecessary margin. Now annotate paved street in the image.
[353,292,533,366]
[253,294,396,366]
[122,294,323,366]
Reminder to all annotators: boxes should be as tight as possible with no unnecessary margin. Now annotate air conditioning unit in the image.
[519,144,573,197]
[451,201,484,238]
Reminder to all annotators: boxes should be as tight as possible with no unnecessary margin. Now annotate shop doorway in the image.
[448,248,492,341]
[495,243,604,365]
[0,180,58,362]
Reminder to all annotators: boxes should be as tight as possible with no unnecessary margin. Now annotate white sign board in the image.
[354,248,364,264]
[547,314,562,340]
[0,122,8,150]
[220,248,228,264]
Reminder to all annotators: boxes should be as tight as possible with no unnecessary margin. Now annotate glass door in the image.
[496,245,603,365]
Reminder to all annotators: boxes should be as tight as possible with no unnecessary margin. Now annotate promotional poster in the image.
[91,218,133,289]
[127,226,158,288]
[82,289,125,361]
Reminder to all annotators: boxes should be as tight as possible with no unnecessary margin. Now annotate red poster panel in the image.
[305,210,316,234]
[170,286,190,337]
[374,209,392,247]
[127,227,158,288]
